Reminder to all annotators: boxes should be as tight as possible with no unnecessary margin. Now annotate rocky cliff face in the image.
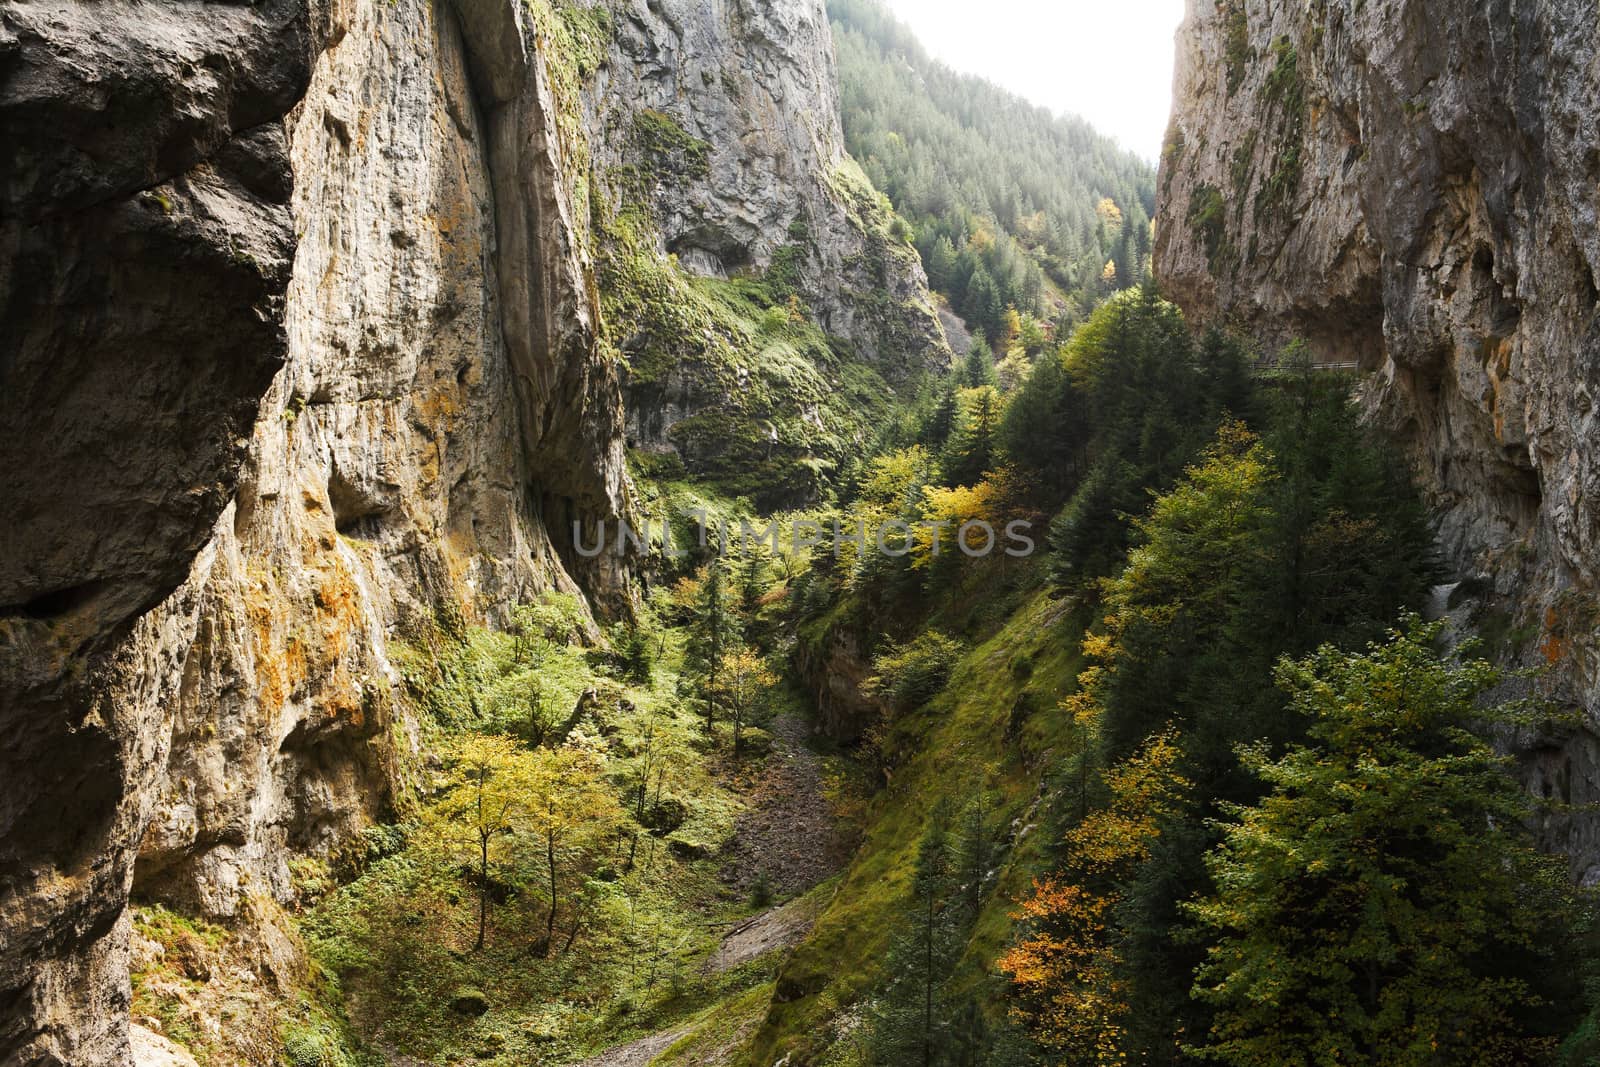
[1157,0,1600,876]
[133,0,633,922]
[583,0,950,505]
[0,1,310,1060]
[589,0,944,372]
[0,0,628,1060]
[0,0,947,1059]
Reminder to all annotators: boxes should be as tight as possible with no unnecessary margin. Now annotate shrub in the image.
[750,870,775,909]
[865,631,964,711]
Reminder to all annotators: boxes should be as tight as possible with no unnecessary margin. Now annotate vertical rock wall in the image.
[0,1,309,1060]
[583,0,950,501]
[586,0,946,376]
[1156,0,1600,876]
[0,0,953,1057]
[0,0,630,1059]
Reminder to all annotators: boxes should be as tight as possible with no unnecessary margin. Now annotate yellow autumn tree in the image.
[838,446,930,581]
[524,745,624,955]
[708,644,776,757]
[912,466,1020,568]
[423,734,543,950]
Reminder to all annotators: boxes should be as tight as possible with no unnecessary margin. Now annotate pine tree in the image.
[867,802,966,1066]
[1188,620,1587,1064]
[922,377,961,449]
[997,347,1087,501]
[927,235,958,291]
[942,386,999,487]
[684,559,739,733]
[962,333,997,388]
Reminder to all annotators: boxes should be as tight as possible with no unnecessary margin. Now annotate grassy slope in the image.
[286,589,822,1065]
[745,566,1088,1063]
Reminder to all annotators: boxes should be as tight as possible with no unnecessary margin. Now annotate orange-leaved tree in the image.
[1000,729,1189,1061]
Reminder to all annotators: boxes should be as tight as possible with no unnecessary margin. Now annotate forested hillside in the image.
[748,288,1596,1063]
[830,0,1157,340]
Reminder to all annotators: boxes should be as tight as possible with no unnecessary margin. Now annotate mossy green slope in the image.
[746,571,1088,1063]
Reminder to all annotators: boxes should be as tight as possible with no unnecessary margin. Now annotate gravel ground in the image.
[716,709,852,896]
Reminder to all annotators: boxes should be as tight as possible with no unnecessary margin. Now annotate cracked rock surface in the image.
[1157,0,1600,876]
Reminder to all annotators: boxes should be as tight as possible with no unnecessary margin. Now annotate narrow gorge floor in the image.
[573,706,852,1066]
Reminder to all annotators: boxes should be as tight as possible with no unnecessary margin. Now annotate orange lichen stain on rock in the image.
[416,379,463,430]
[318,663,366,729]
[1484,335,1515,442]
[301,486,339,550]
[1541,606,1569,665]
[312,565,363,664]
[245,565,293,713]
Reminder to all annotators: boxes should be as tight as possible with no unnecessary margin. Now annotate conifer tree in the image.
[942,387,999,487]
[684,559,739,733]
[923,376,961,449]
[1188,621,1586,1064]
[867,802,966,1066]
[927,235,958,290]
[962,333,997,388]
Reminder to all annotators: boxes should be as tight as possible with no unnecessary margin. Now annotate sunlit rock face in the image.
[1157,0,1600,877]
[0,0,630,1059]
[586,0,948,378]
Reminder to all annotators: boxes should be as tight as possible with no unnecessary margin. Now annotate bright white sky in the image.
[879,0,1187,162]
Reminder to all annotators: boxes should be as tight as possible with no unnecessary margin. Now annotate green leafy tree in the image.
[1095,420,1276,761]
[1188,620,1587,1064]
[864,630,964,711]
[423,734,542,950]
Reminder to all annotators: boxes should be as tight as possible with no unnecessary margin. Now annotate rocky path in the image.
[569,1028,693,1067]
[701,894,822,974]
[716,708,852,896]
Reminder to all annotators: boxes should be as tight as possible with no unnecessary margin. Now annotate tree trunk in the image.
[545,829,559,954]
[476,832,490,950]
[924,893,935,1067]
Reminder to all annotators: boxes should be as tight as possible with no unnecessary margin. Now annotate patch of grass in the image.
[1221,0,1251,96]
[747,584,1087,1063]
[1187,183,1230,271]
[633,109,711,180]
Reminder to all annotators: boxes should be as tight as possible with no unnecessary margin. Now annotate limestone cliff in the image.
[583,0,951,505]
[1156,0,1600,875]
[0,0,947,1060]
[0,0,627,1059]
[0,1,309,1059]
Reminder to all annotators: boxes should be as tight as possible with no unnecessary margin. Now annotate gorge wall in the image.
[584,0,949,506]
[1156,0,1600,876]
[0,0,946,1061]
